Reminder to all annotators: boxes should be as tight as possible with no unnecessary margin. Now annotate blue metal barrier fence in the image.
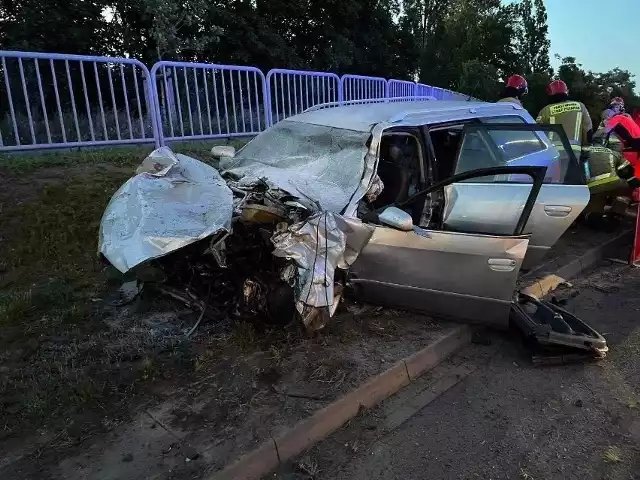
[0,50,474,152]
[0,50,158,151]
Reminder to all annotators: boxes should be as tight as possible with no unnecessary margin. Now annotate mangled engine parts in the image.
[99,148,374,332]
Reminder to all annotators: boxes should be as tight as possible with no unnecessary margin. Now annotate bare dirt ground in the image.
[0,146,453,480]
[43,309,452,480]
[272,258,640,480]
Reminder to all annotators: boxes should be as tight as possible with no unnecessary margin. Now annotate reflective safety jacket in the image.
[605,114,640,177]
[593,127,623,153]
[594,110,624,153]
[582,145,639,194]
[536,101,593,146]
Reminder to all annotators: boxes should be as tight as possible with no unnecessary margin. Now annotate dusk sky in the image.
[544,0,640,79]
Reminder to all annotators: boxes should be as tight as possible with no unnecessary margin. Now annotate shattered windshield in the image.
[222,120,371,213]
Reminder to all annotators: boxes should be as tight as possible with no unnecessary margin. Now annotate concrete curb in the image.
[208,228,634,480]
[521,229,633,299]
[209,326,473,480]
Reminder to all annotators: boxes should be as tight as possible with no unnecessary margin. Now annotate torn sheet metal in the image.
[271,212,374,320]
[365,174,384,203]
[220,120,372,214]
[99,147,234,273]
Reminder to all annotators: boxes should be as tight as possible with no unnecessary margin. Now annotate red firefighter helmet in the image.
[547,80,569,96]
[506,74,528,95]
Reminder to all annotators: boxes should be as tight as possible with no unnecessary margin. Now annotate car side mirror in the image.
[211,145,236,159]
[379,207,413,231]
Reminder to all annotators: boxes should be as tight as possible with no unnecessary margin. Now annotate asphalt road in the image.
[273,259,640,480]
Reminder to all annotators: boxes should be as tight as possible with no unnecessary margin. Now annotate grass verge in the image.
[0,139,251,443]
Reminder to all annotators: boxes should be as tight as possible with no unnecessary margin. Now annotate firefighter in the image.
[605,112,640,178]
[497,75,528,106]
[581,138,640,228]
[536,80,593,147]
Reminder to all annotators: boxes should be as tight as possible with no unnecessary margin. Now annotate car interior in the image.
[363,123,525,233]
[428,126,463,181]
[369,131,425,210]
[364,129,446,230]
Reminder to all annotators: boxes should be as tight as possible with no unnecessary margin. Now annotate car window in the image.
[455,131,501,177]
[482,116,546,161]
[455,130,528,184]
[454,124,583,185]
[395,168,543,236]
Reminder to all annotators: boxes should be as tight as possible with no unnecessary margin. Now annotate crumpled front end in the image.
[272,212,374,330]
[99,146,377,331]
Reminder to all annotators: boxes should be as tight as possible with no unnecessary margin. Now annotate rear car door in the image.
[453,122,590,269]
[349,165,546,328]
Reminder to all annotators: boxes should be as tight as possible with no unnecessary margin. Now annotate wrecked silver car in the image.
[99,100,592,336]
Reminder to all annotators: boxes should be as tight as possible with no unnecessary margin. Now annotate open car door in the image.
[451,123,590,269]
[349,165,546,328]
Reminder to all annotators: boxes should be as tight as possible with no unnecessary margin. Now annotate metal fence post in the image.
[265,69,341,125]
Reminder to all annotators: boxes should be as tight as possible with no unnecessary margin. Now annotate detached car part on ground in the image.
[99,100,605,358]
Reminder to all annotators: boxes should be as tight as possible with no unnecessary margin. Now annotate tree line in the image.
[1,0,638,122]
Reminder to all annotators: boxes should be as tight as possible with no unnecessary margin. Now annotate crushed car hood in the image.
[99,147,234,273]
[219,120,373,215]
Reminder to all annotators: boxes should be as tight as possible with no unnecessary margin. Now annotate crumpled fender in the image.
[99,147,234,273]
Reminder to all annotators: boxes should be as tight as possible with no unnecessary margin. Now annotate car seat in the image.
[372,144,412,208]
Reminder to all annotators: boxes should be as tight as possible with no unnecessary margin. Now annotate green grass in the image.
[0,145,154,175]
[0,138,252,439]
[0,138,253,286]
[1,169,127,288]
[0,137,252,175]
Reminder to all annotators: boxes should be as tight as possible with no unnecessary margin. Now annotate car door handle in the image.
[544,205,572,217]
[488,258,517,272]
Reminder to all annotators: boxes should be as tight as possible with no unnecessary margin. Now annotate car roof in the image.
[285,100,531,132]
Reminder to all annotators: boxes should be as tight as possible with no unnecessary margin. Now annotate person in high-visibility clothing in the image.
[536,80,593,147]
[497,75,528,106]
[537,80,593,180]
[605,112,640,178]
[601,97,625,124]
[581,138,640,228]
[584,141,639,195]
